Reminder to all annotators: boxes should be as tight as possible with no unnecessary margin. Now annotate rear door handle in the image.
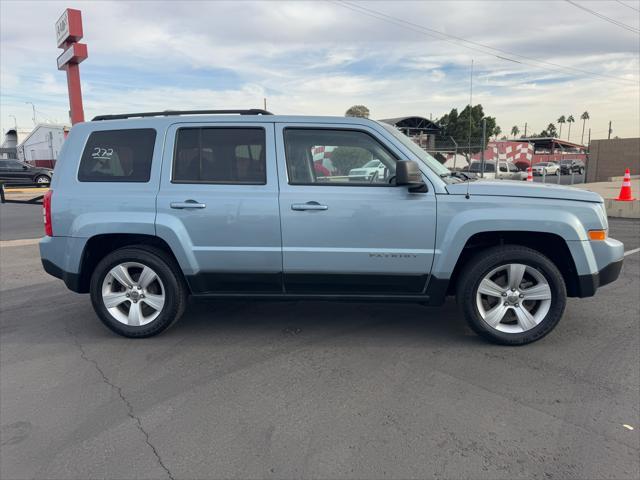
[291,201,328,211]
[170,200,206,209]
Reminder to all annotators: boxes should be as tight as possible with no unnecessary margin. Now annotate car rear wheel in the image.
[90,246,187,337]
[34,175,50,186]
[457,245,566,345]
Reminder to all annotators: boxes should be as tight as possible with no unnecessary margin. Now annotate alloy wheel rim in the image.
[37,176,48,183]
[101,262,165,326]
[475,263,552,334]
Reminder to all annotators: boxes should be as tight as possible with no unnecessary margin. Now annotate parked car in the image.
[532,162,560,176]
[559,159,585,175]
[0,160,52,186]
[39,109,623,345]
[468,160,526,180]
[348,159,388,181]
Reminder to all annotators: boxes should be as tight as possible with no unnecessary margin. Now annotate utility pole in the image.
[524,122,527,137]
[588,128,591,145]
[263,98,267,111]
[480,117,487,178]
[9,114,17,130]
[608,121,612,139]
[25,102,36,126]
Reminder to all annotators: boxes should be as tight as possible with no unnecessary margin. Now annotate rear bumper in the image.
[40,236,87,293]
[577,258,623,297]
[41,258,82,292]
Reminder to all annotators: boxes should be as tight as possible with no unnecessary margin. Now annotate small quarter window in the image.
[173,128,266,184]
[78,129,156,182]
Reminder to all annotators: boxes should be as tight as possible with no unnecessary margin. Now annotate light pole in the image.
[25,102,36,126]
[8,115,18,130]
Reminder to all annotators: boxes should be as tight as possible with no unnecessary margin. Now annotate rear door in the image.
[156,122,282,294]
[275,123,437,295]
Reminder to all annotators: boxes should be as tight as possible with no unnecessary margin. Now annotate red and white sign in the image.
[57,42,88,70]
[56,9,83,48]
[55,8,87,124]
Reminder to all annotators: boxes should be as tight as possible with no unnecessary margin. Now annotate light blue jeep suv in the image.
[40,109,624,344]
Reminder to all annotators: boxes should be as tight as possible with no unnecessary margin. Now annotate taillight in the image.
[43,190,53,236]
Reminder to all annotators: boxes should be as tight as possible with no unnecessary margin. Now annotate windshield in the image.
[380,123,450,177]
[362,160,382,168]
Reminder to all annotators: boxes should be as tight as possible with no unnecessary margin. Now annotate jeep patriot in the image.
[39,109,624,344]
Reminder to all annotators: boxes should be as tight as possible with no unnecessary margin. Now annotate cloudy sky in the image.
[1,0,639,140]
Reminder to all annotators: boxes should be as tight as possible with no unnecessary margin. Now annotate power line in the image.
[333,0,638,85]
[565,0,640,34]
[614,0,640,13]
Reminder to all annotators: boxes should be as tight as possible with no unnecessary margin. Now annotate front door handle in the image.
[291,201,328,211]
[170,200,206,209]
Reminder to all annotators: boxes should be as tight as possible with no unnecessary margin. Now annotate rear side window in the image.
[172,128,266,184]
[78,129,156,182]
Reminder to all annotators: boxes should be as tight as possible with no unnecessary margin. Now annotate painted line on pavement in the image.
[624,248,640,257]
[0,238,41,248]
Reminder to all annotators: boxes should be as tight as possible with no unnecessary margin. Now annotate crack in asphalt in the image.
[68,332,175,480]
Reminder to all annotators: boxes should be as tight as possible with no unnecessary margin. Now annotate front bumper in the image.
[577,258,624,297]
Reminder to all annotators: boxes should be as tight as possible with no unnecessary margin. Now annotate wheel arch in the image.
[76,233,187,294]
[444,231,582,297]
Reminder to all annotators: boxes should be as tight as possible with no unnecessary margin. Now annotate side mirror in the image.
[396,160,427,192]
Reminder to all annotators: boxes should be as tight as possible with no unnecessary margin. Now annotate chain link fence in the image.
[416,134,586,184]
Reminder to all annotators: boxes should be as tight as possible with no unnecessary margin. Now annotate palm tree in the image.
[511,125,520,138]
[557,115,566,138]
[566,115,575,141]
[580,111,590,144]
[494,126,502,140]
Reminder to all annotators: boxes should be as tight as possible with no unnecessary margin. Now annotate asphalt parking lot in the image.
[1,202,639,480]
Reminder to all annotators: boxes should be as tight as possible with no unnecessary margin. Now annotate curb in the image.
[604,198,640,219]
[3,187,49,193]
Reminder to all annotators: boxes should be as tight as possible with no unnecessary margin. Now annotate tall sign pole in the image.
[56,9,87,124]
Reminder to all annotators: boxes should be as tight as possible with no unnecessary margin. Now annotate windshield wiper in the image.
[442,171,477,181]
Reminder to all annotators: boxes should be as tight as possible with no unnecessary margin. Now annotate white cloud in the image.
[0,0,638,138]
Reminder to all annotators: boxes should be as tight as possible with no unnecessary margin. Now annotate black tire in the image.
[89,246,187,338]
[457,245,566,345]
[34,175,50,187]
[579,167,585,175]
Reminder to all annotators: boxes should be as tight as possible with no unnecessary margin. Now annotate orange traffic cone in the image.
[527,167,533,182]
[615,169,636,201]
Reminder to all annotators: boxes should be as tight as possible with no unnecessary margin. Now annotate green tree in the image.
[494,126,502,140]
[566,115,575,141]
[580,111,590,144]
[547,123,558,138]
[330,146,372,175]
[557,115,566,138]
[511,125,520,138]
[438,104,497,161]
[345,105,370,118]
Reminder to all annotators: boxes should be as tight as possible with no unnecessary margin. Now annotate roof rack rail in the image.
[92,109,273,121]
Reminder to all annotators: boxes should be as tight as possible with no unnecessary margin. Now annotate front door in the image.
[275,123,437,295]
[156,122,282,294]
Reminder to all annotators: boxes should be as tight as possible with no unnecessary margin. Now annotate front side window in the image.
[284,128,397,185]
[78,129,156,182]
[173,128,266,184]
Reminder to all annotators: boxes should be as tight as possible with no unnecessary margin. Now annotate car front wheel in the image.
[457,245,567,345]
[90,246,187,337]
